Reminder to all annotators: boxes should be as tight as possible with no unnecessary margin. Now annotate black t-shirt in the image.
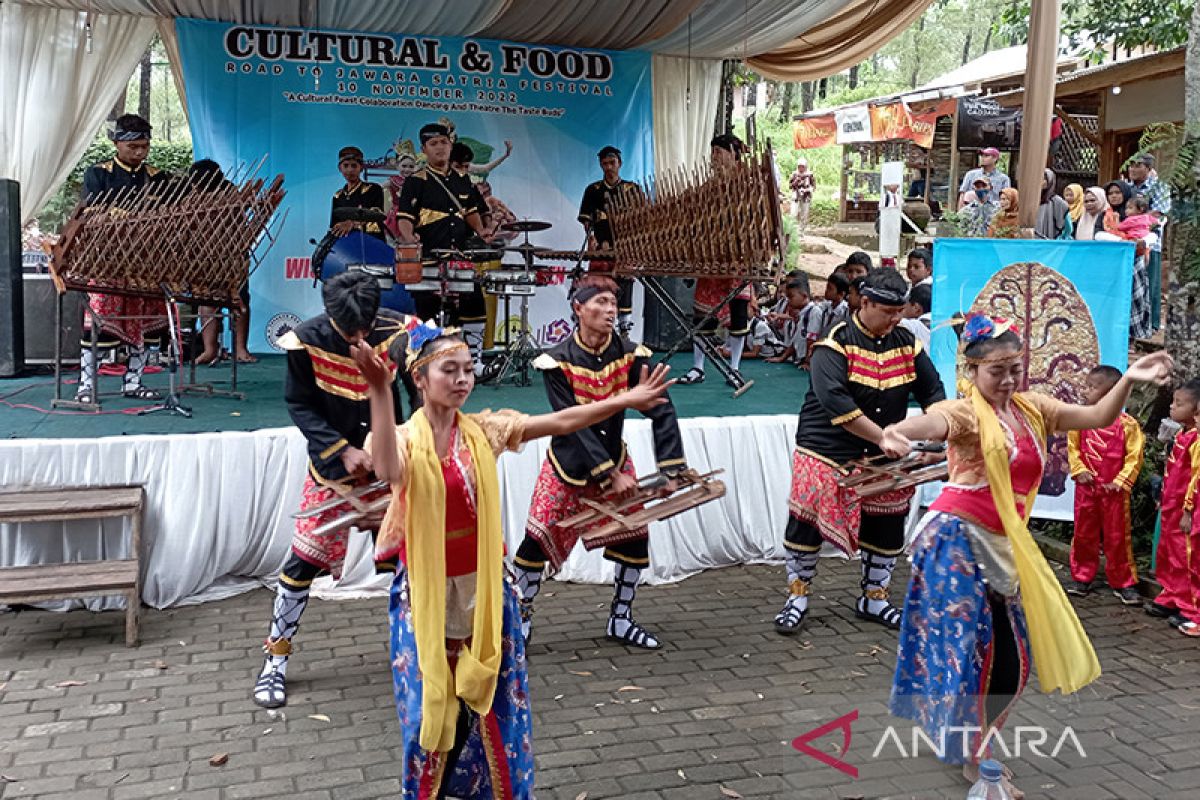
[577,178,641,246]
[82,159,170,206]
[395,166,482,261]
[330,181,387,240]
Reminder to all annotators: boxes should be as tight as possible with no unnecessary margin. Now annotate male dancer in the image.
[774,268,945,634]
[252,272,419,708]
[512,275,686,649]
[394,122,489,369]
[578,145,641,333]
[677,133,753,388]
[76,113,171,404]
[329,146,387,241]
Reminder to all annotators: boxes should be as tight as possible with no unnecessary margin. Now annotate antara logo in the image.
[791,710,859,778]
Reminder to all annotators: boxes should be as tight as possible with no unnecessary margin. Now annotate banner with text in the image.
[176,18,654,352]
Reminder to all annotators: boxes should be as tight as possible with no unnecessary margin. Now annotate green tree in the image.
[997,0,1192,55]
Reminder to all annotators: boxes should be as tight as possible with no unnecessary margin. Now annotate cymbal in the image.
[501,219,552,232]
[503,243,551,255]
[430,248,503,260]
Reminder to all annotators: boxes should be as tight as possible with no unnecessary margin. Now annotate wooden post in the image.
[948,105,961,210]
[839,144,850,223]
[1018,0,1063,230]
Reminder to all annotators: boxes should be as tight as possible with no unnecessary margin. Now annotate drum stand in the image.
[139,288,192,418]
[639,276,754,397]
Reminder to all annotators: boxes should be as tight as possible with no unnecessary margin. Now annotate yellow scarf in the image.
[970,387,1100,694]
[405,408,504,752]
[1065,183,1085,222]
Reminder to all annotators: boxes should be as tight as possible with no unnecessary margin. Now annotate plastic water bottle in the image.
[966,760,1012,799]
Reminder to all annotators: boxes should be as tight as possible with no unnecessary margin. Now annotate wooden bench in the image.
[0,485,144,646]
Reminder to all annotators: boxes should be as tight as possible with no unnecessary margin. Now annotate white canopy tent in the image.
[1,0,936,223]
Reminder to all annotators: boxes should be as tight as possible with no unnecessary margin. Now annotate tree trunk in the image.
[962,31,973,65]
[800,80,814,113]
[817,78,827,101]
[714,59,736,137]
[848,65,859,89]
[780,82,794,122]
[1163,0,1200,378]
[138,47,152,121]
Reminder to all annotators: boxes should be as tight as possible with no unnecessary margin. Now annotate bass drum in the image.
[311,230,415,315]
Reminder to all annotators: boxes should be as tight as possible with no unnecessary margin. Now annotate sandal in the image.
[677,367,705,385]
[74,388,96,405]
[1180,621,1200,638]
[855,595,903,630]
[123,385,163,400]
[605,616,661,650]
[774,596,808,636]
[253,667,287,708]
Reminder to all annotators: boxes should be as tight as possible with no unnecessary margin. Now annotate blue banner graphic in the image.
[176,18,653,352]
[930,238,1136,518]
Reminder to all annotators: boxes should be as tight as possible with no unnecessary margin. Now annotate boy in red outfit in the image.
[1177,401,1200,637]
[1145,379,1200,631]
[1066,366,1145,604]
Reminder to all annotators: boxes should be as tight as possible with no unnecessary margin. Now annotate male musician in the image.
[252,271,419,708]
[394,122,490,369]
[329,146,386,241]
[677,133,754,389]
[75,113,171,404]
[511,275,686,650]
[773,268,945,635]
[578,145,640,333]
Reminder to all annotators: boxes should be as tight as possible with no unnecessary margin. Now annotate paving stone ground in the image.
[3,560,1200,800]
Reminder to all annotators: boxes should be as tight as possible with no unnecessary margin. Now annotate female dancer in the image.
[881,315,1171,799]
[354,323,674,799]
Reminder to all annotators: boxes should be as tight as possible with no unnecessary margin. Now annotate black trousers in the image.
[694,297,750,337]
[783,512,907,557]
[513,533,649,571]
[985,592,1021,728]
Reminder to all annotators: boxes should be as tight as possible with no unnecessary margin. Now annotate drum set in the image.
[311,210,575,386]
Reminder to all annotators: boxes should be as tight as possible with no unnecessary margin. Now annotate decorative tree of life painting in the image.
[969,262,1100,495]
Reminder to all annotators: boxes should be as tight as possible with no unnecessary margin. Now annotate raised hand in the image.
[351,341,391,390]
[1126,351,1173,385]
[624,364,675,411]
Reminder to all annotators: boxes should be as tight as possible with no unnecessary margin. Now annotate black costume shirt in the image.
[796,316,946,465]
[533,332,685,487]
[395,166,482,263]
[577,178,641,246]
[82,158,170,207]
[281,309,417,487]
[330,181,387,240]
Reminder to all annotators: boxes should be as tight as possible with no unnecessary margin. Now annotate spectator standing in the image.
[957,147,1010,208]
[1036,168,1072,240]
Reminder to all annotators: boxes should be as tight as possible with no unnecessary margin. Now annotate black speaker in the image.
[23,274,82,365]
[642,277,693,352]
[0,179,24,377]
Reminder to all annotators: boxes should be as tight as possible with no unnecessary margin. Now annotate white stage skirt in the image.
[0,415,801,610]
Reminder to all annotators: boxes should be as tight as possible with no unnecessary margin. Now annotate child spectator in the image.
[841,251,872,282]
[906,247,932,287]
[1181,400,1200,637]
[1117,195,1155,242]
[722,297,787,360]
[1146,380,1200,631]
[846,275,865,314]
[898,283,931,351]
[818,271,850,333]
[1065,366,1145,604]
[765,275,821,368]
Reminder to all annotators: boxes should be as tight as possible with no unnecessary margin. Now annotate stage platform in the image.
[0,352,810,612]
[0,353,808,439]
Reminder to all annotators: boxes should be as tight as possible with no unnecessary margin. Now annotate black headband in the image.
[112,127,150,142]
[860,285,907,306]
[571,284,613,306]
[420,124,450,144]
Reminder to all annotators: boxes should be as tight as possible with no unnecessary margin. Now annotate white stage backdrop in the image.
[0,415,799,611]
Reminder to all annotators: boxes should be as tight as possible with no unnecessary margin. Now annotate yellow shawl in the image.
[405,408,504,752]
[971,387,1101,693]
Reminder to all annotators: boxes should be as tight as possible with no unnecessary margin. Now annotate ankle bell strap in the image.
[788,578,811,597]
[864,587,889,601]
[263,637,293,657]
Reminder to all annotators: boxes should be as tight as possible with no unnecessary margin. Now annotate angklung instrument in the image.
[838,442,949,498]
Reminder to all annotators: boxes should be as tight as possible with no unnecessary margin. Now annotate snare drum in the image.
[394,243,422,284]
[412,262,475,294]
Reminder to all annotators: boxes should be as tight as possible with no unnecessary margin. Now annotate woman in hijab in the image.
[1105,181,1132,220]
[1074,187,1115,241]
[987,188,1021,238]
[1063,183,1085,228]
[1035,169,1071,239]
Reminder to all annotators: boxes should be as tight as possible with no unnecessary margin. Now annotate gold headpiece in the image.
[405,322,467,371]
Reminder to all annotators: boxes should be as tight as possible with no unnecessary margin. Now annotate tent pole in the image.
[1018,0,1062,230]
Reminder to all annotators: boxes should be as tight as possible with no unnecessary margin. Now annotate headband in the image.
[419,123,451,144]
[570,284,615,306]
[112,126,150,142]
[859,284,907,306]
[405,322,466,370]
